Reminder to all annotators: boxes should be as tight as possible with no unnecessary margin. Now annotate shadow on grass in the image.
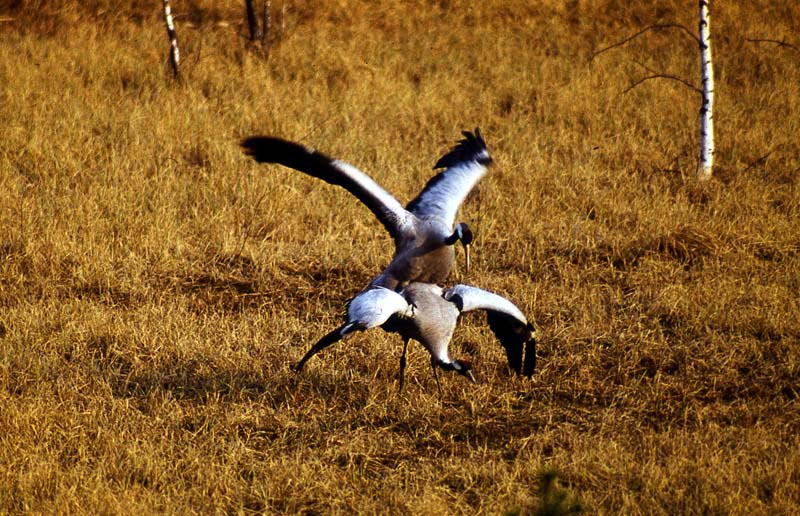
[164,251,370,314]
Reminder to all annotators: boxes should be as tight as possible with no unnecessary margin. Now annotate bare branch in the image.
[622,74,702,95]
[591,23,699,61]
[630,59,701,93]
[746,37,800,54]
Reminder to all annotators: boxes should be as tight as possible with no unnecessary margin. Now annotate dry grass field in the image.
[1,0,799,513]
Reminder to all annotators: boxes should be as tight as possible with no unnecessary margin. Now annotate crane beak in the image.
[464,243,471,275]
[466,370,476,383]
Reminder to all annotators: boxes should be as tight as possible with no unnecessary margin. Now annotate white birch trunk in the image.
[262,0,271,50]
[281,1,286,37]
[697,0,714,180]
[162,0,181,79]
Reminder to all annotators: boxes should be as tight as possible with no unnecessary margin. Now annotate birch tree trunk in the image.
[697,0,714,180]
[262,0,271,51]
[281,1,286,37]
[162,0,180,79]
[245,0,262,42]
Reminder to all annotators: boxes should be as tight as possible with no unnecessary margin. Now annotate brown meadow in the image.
[1,0,799,513]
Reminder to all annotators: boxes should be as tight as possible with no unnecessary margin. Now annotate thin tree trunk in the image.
[697,0,714,180]
[245,0,262,42]
[261,0,271,51]
[162,0,180,79]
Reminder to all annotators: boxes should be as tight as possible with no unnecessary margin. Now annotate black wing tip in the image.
[240,135,274,148]
[433,127,492,170]
[240,136,258,155]
[488,314,537,378]
[240,135,285,162]
[486,311,532,377]
[240,135,326,169]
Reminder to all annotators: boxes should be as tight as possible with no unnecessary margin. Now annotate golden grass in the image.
[1,0,799,513]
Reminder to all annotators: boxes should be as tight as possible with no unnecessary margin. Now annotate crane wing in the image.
[405,128,492,227]
[294,287,413,372]
[346,286,414,329]
[443,284,536,377]
[241,136,414,241]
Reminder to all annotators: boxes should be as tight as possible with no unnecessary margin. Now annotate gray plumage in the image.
[293,282,536,394]
[240,129,491,290]
[387,283,536,393]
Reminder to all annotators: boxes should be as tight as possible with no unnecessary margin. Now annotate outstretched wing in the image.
[405,128,492,227]
[293,286,414,372]
[444,284,536,377]
[241,136,413,241]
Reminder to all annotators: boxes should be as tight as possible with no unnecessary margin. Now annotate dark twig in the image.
[746,37,800,54]
[628,59,701,94]
[623,74,702,95]
[591,23,699,61]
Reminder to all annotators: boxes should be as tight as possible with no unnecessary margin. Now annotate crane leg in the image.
[398,338,410,393]
[431,363,443,398]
